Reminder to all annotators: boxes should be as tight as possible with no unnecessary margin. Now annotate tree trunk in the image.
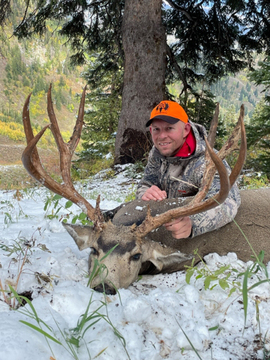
[114,0,166,164]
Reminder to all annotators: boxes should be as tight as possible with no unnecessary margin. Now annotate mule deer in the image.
[22,85,270,295]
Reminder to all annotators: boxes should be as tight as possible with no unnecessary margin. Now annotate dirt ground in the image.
[0,135,60,189]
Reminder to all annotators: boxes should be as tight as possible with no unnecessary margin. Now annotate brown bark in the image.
[114,0,167,164]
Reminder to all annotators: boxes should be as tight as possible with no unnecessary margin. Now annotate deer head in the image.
[22,85,246,295]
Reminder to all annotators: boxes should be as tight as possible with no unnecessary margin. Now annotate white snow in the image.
[0,165,270,360]
[135,206,144,211]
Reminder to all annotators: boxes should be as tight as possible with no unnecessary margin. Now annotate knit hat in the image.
[146,100,188,127]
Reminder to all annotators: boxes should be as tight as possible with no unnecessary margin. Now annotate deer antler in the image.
[192,104,245,204]
[22,85,104,230]
[136,105,246,238]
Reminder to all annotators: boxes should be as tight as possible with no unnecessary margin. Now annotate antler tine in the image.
[22,124,81,199]
[22,123,52,184]
[22,87,104,230]
[47,84,71,186]
[47,84,87,157]
[207,102,219,148]
[47,85,90,191]
[23,93,35,144]
[194,103,220,203]
[23,93,39,166]
[68,85,87,154]
[22,93,53,181]
[192,105,245,205]
[228,105,246,187]
[217,104,244,161]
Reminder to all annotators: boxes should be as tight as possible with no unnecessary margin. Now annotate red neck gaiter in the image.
[174,130,196,157]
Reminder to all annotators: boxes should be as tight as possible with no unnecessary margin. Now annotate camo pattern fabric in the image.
[136,120,241,238]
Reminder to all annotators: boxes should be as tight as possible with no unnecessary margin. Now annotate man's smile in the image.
[159,141,171,146]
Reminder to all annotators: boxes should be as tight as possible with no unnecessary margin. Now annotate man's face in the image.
[150,119,191,157]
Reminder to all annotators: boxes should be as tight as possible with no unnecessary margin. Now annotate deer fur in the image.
[63,188,270,294]
[114,188,270,264]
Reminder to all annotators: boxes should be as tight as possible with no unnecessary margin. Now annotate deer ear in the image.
[62,223,97,250]
[141,243,193,274]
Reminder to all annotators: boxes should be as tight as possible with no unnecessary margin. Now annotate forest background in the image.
[0,0,269,190]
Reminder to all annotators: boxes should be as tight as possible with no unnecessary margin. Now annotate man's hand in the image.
[141,185,167,201]
[142,187,192,238]
[164,216,192,239]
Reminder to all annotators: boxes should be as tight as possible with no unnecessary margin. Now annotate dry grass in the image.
[0,138,64,189]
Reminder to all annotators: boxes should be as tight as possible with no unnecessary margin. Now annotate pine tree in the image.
[246,58,270,177]
[3,0,270,163]
[79,55,122,162]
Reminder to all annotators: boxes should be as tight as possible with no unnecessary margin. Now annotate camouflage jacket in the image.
[136,121,241,238]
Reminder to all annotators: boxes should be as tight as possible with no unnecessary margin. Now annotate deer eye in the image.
[90,247,99,256]
[130,253,142,261]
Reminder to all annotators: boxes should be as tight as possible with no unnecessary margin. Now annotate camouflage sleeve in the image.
[136,148,161,199]
[190,162,241,237]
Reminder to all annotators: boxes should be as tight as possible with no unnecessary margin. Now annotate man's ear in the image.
[183,122,191,138]
[149,125,152,134]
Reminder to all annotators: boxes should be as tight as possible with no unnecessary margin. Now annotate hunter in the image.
[136,100,241,239]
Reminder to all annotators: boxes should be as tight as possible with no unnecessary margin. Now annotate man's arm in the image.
[188,156,241,237]
[136,148,193,239]
[136,147,163,199]
[190,181,241,238]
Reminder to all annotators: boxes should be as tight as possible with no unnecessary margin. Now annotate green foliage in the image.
[43,192,91,225]
[73,157,114,179]
[124,184,137,202]
[240,172,270,189]
[209,68,264,119]
[5,44,26,80]
[77,55,122,163]
[14,0,125,68]
[0,192,28,226]
[186,250,270,329]
[0,0,11,25]
[87,244,118,288]
[0,236,29,258]
[11,0,270,115]
[13,285,131,359]
[124,161,145,180]
[249,58,270,90]
[2,36,79,126]
[179,88,217,126]
[11,286,80,359]
[176,319,203,360]
[165,1,270,96]
[175,88,227,147]
[33,75,47,95]
[185,252,240,296]
[180,88,224,127]
[0,7,83,138]
[246,58,270,178]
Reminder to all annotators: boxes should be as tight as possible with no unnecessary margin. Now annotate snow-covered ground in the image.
[0,164,269,360]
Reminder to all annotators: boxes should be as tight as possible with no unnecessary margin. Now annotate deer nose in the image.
[94,283,116,295]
